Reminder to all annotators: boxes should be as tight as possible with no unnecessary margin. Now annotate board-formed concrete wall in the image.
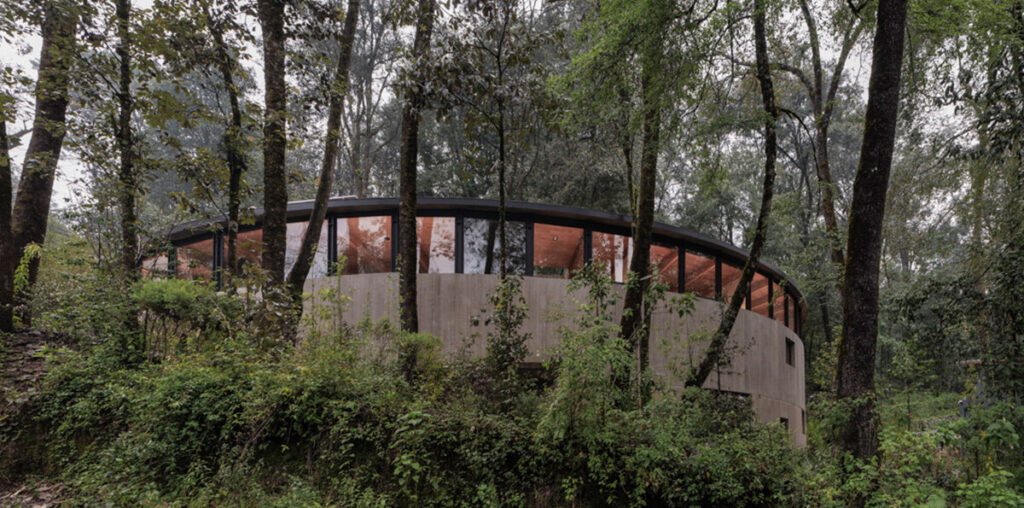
[305,273,806,447]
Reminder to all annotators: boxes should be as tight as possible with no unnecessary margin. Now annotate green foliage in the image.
[483,274,531,411]
[1,262,827,506]
[958,470,1024,508]
[134,278,241,356]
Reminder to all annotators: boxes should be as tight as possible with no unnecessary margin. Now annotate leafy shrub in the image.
[133,278,241,357]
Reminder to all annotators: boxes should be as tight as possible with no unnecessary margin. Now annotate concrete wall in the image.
[305,273,806,447]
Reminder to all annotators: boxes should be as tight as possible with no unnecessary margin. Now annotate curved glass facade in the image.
[152,199,804,334]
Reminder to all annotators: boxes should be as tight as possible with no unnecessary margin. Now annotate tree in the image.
[207,4,250,279]
[686,0,779,389]
[116,0,138,283]
[287,0,362,300]
[258,0,288,284]
[0,116,12,332]
[9,2,78,326]
[834,0,909,460]
[397,0,437,334]
[618,0,666,380]
[338,0,403,199]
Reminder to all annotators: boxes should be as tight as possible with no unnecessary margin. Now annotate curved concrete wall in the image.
[305,273,806,447]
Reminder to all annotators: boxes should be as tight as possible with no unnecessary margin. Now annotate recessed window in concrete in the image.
[533,223,584,278]
[464,218,527,274]
[751,272,771,317]
[177,237,215,280]
[285,221,330,278]
[416,217,456,273]
[785,337,795,366]
[592,231,632,282]
[780,417,789,430]
[684,250,716,298]
[337,216,392,275]
[651,244,680,292]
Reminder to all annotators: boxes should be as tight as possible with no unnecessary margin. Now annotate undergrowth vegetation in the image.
[1,265,1022,506]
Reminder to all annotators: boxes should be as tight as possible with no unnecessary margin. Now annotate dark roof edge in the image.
[166,197,806,304]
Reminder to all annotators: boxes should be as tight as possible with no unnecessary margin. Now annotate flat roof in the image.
[167,197,806,305]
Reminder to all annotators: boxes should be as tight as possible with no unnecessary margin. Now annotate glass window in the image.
[338,216,392,275]
[176,237,215,280]
[285,221,330,278]
[592,231,632,282]
[772,282,785,325]
[231,229,264,274]
[651,244,679,291]
[720,260,743,303]
[464,218,527,274]
[533,223,584,278]
[751,272,771,317]
[141,254,170,278]
[416,217,456,273]
[684,250,716,298]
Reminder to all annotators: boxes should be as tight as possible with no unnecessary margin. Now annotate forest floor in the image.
[0,329,76,508]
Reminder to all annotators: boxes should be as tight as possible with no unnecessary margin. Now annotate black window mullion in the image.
[714,257,722,300]
[678,243,686,293]
[169,247,179,277]
[391,212,399,272]
[784,294,790,327]
[455,212,464,274]
[583,227,593,265]
[213,231,223,289]
[525,221,534,276]
[327,216,337,276]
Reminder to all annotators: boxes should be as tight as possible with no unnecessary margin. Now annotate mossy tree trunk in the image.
[258,0,288,285]
[287,0,362,301]
[398,0,437,337]
[9,2,77,326]
[686,0,778,389]
[835,0,908,461]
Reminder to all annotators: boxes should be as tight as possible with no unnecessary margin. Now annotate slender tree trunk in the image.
[116,0,137,283]
[210,18,247,278]
[686,0,778,389]
[258,0,288,284]
[287,0,361,300]
[10,3,77,326]
[797,0,862,285]
[619,5,664,383]
[398,0,437,337]
[0,120,12,332]
[835,0,908,461]
[498,106,507,280]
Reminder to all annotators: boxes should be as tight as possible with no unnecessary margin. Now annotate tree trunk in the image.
[835,0,908,461]
[258,0,288,285]
[0,120,13,332]
[686,0,778,389]
[210,16,247,279]
[287,0,361,300]
[797,0,863,286]
[619,3,665,385]
[498,106,507,280]
[116,0,137,283]
[10,3,77,326]
[398,0,437,336]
